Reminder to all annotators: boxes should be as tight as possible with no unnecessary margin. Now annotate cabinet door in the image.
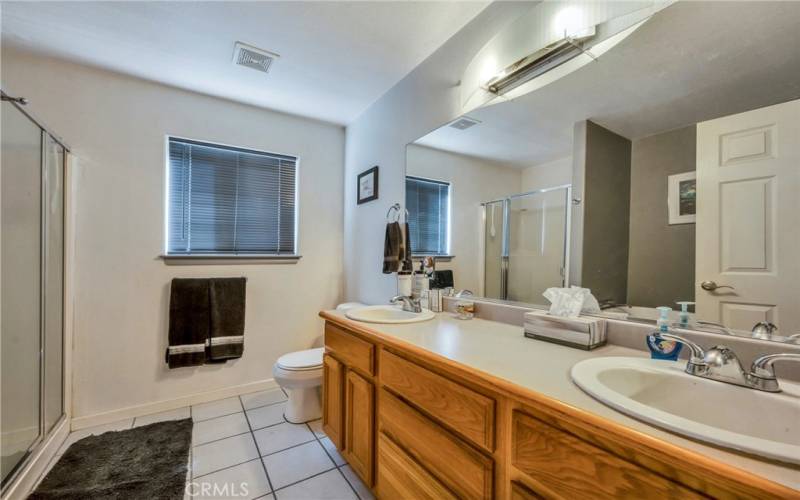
[322,354,344,449]
[345,369,375,486]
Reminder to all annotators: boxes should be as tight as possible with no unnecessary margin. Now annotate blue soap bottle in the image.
[647,306,683,361]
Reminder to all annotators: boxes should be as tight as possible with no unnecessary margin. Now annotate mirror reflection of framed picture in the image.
[668,171,696,224]
[357,166,379,204]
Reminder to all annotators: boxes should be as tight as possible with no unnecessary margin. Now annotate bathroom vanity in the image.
[319,310,799,499]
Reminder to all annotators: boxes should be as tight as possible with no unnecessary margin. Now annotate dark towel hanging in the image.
[166,278,210,368]
[208,277,246,361]
[400,222,413,272]
[383,221,402,274]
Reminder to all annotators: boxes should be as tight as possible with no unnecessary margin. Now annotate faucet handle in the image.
[653,332,708,376]
[702,346,747,385]
[748,353,800,392]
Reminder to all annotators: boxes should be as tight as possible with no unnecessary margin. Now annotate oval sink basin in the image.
[345,305,435,324]
[571,357,800,464]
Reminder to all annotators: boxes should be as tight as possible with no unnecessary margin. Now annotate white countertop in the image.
[325,310,800,491]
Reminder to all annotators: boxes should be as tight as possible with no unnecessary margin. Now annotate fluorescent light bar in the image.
[485,34,592,95]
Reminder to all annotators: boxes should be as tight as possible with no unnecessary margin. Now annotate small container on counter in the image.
[455,301,475,320]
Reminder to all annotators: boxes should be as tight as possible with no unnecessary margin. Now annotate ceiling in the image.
[0,1,489,125]
[416,1,800,167]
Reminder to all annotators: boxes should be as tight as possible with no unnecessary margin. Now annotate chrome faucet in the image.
[653,331,800,393]
[391,294,423,313]
[747,353,800,392]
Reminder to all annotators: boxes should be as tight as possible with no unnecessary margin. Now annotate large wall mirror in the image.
[405,1,800,343]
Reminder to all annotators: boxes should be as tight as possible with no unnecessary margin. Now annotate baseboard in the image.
[2,417,69,500]
[70,378,280,431]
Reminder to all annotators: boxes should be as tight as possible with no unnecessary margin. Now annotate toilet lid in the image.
[277,347,324,371]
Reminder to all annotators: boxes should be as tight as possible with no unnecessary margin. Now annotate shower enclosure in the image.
[483,185,571,303]
[1,91,67,490]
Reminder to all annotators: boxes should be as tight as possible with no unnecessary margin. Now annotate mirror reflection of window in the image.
[405,176,450,257]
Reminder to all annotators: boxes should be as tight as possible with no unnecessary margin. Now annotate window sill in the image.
[160,254,302,265]
[412,254,455,262]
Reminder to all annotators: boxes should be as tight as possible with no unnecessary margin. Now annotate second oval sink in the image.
[345,305,435,324]
[571,357,800,464]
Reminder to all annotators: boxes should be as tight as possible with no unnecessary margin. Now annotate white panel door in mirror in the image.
[720,302,776,332]
[719,125,775,166]
[719,177,773,272]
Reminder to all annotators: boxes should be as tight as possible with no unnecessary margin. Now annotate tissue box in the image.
[523,310,607,350]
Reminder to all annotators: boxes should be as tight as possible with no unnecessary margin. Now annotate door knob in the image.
[701,280,735,291]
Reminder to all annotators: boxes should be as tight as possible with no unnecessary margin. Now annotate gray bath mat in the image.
[30,418,192,499]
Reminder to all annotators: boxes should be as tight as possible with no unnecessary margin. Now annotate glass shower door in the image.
[483,200,506,299]
[506,187,570,303]
[43,134,65,435]
[1,100,43,482]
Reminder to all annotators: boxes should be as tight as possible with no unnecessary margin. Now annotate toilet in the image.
[272,347,324,423]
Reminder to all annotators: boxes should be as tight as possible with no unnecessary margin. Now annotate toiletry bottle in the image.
[647,306,683,360]
[397,271,413,297]
[675,301,695,328]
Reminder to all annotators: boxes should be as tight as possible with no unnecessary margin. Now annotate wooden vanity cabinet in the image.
[323,323,376,487]
[321,316,799,500]
[345,369,375,485]
[321,354,344,448]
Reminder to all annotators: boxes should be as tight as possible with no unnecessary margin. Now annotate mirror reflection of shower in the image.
[482,185,571,303]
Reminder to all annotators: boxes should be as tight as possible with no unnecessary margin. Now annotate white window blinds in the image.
[167,137,297,255]
[405,176,450,256]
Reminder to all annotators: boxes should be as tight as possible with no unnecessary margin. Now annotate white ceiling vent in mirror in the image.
[232,42,280,74]
[449,117,481,130]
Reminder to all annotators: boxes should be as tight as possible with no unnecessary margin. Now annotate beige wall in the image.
[1,46,345,421]
[577,121,632,304]
[520,156,572,192]
[406,144,521,294]
[627,125,696,308]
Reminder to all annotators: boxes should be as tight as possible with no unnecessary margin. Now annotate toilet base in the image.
[283,386,322,423]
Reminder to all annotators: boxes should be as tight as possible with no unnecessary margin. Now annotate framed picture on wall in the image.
[357,166,379,204]
[668,171,696,224]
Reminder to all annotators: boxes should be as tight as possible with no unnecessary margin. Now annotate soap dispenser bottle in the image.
[675,301,695,328]
[647,306,683,361]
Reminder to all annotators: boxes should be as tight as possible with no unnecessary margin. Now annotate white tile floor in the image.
[34,388,374,500]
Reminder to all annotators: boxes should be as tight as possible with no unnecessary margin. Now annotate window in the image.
[405,176,451,256]
[166,137,298,256]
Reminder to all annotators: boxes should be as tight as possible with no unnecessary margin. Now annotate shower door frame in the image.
[1,92,69,494]
[481,184,572,301]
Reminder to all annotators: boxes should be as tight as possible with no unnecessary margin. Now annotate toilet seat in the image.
[276,347,323,372]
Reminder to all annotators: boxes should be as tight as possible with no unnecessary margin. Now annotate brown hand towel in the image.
[208,277,246,360]
[382,221,402,274]
[400,222,413,272]
[167,278,209,368]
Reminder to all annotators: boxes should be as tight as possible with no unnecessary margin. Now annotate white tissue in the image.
[542,286,601,317]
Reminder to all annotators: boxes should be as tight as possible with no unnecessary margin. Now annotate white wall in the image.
[406,144,521,293]
[520,155,572,192]
[1,46,345,421]
[343,3,532,304]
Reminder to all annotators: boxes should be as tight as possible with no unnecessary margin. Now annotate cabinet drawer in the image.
[325,322,374,375]
[380,350,495,451]
[379,388,493,499]
[512,411,703,499]
[377,433,457,500]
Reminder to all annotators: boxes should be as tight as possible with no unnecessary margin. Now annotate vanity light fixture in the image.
[484,31,595,95]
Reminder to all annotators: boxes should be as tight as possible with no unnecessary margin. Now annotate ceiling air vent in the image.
[449,117,481,130]
[232,42,279,74]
